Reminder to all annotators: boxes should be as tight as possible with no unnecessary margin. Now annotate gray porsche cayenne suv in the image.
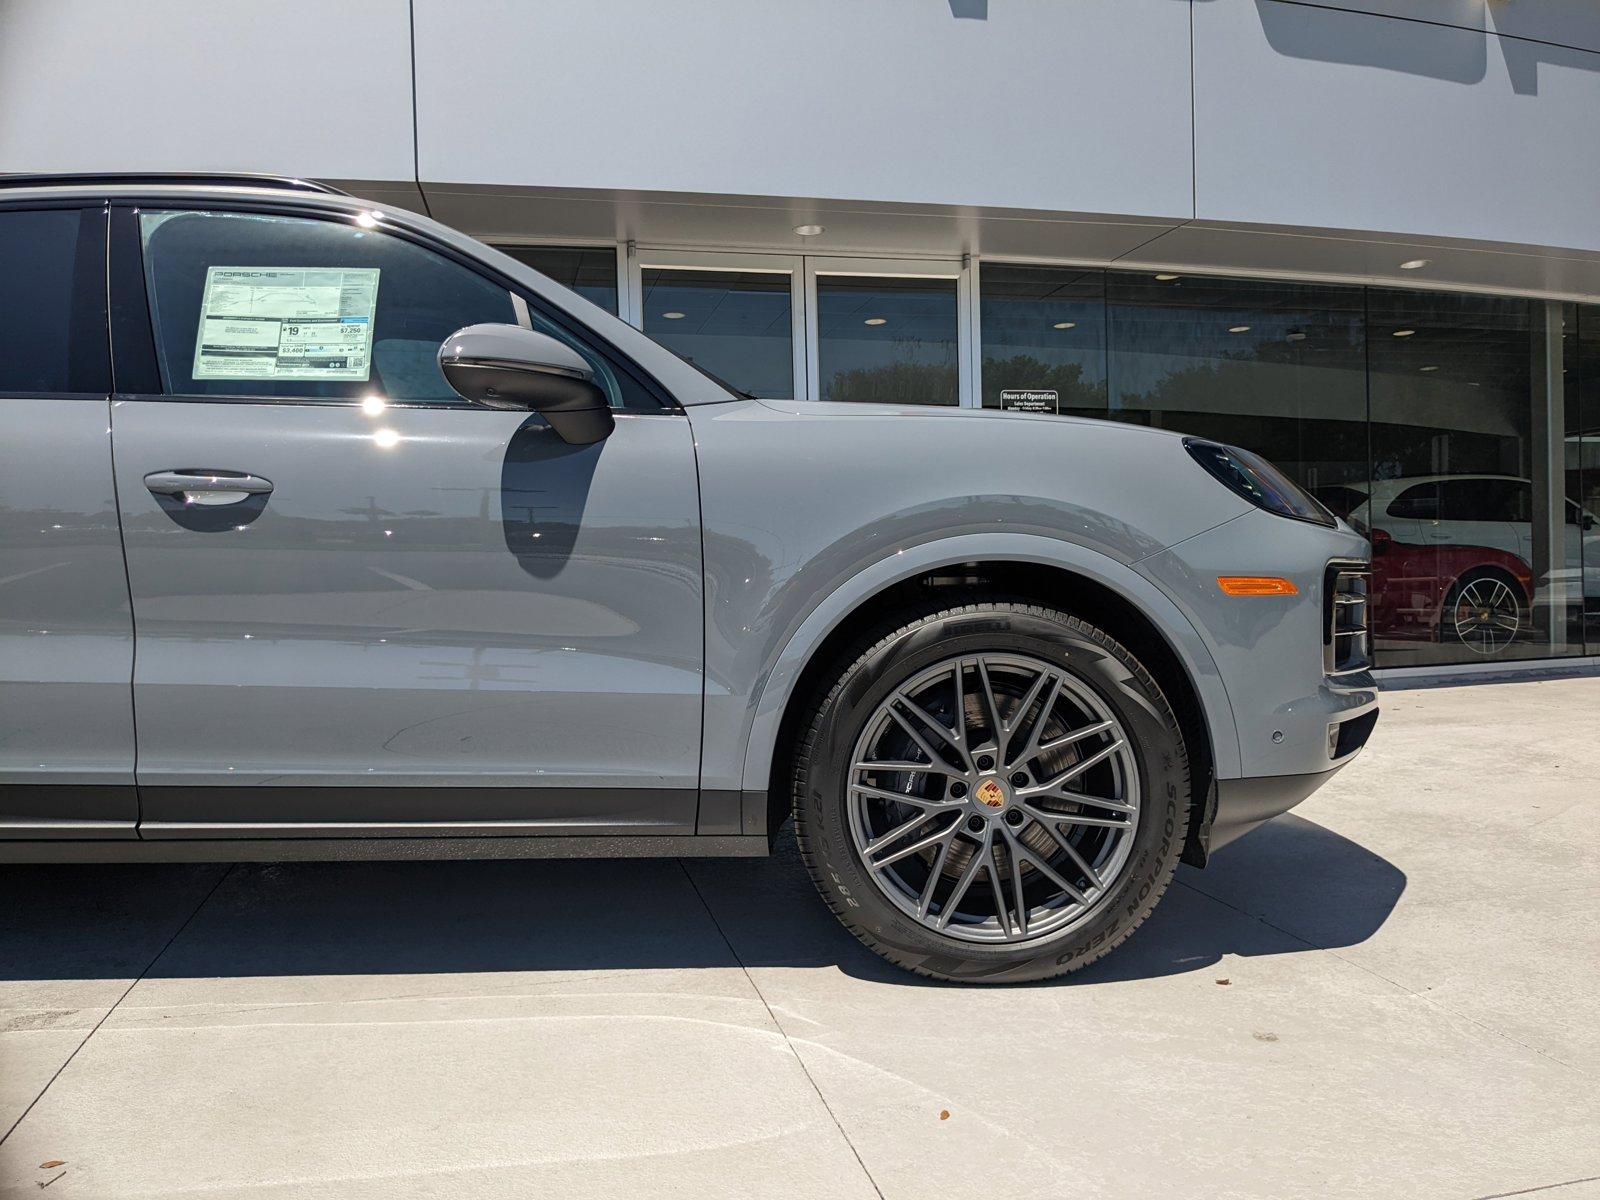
[0,174,1378,982]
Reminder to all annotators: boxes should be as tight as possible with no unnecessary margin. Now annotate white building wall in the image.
[2,0,1598,291]
[413,0,1194,219]
[0,0,415,186]
[1194,0,1600,253]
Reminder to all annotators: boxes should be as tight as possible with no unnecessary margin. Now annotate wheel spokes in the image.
[847,650,1140,945]
[1017,738,1125,797]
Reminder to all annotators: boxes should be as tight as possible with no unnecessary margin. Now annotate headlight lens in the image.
[1184,438,1336,527]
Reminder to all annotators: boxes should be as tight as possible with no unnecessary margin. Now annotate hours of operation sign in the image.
[1000,388,1059,413]
[192,266,381,381]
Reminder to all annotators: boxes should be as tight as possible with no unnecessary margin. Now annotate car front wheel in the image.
[791,598,1191,983]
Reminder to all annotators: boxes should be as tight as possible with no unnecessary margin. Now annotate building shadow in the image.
[0,814,1402,988]
[1253,0,1600,95]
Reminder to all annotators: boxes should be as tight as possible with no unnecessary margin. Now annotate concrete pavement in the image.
[2,675,1597,1198]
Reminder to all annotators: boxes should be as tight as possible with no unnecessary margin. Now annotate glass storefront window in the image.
[1570,305,1600,654]
[816,274,958,405]
[979,265,1105,415]
[1104,271,1368,514]
[641,267,794,398]
[1365,291,1583,666]
[497,245,619,315]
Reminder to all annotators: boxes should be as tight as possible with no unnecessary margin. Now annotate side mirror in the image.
[439,323,614,444]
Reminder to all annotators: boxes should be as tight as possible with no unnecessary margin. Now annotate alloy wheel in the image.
[1450,576,1521,655]
[845,652,1140,945]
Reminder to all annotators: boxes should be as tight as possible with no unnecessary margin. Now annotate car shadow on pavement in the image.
[0,814,1403,987]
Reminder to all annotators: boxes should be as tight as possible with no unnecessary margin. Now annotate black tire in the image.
[791,597,1191,984]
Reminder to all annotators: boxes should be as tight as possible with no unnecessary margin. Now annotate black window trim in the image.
[0,201,112,400]
[106,198,678,413]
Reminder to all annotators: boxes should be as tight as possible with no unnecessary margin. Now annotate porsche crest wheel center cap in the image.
[973,777,1008,810]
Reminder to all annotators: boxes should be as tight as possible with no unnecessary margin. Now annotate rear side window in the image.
[1386,483,1440,520]
[137,210,656,409]
[0,208,108,394]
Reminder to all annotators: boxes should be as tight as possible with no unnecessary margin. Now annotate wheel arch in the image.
[740,536,1240,862]
[1447,560,1532,604]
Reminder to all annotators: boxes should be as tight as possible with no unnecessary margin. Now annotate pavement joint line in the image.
[679,861,887,1200]
[1471,1174,1600,1200]
[0,862,236,1149]
[1174,875,1590,1077]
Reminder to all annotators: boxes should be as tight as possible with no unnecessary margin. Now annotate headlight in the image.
[1183,438,1336,527]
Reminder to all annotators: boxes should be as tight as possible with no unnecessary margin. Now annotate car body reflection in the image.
[1329,474,1598,657]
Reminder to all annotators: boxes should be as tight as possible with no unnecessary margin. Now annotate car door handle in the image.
[144,469,274,506]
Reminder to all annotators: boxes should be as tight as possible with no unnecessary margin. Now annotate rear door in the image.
[108,203,704,838]
[0,203,136,837]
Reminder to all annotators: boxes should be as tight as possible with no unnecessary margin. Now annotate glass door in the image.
[633,250,803,399]
[804,257,972,406]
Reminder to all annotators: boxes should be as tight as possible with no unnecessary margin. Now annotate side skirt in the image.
[0,833,770,864]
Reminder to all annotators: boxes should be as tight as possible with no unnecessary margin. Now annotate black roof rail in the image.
[0,172,350,196]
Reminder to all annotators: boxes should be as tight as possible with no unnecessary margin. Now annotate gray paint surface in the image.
[110,398,704,808]
[0,398,135,824]
[2,183,1377,850]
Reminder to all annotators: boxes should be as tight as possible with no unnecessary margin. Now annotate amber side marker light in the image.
[1217,576,1299,597]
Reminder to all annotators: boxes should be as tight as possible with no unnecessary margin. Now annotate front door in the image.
[0,205,137,836]
[108,205,703,837]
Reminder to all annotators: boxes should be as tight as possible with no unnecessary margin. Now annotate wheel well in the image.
[765,561,1216,865]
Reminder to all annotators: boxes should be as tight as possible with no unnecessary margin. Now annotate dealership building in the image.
[4,0,1598,671]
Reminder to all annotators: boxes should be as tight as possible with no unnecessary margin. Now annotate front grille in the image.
[1324,563,1371,675]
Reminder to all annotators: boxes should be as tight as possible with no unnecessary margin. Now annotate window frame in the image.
[107,198,676,413]
[0,199,111,400]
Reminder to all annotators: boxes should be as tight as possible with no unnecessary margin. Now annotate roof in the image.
[0,172,348,196]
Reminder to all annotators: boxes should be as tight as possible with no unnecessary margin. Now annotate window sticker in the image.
[191,266,380,381]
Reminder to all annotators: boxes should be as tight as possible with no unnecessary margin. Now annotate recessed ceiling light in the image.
[355,210,383,229]
[1052,321,1077,330]
[1393,329,1416,338]
[372,428,400,449]
[1286,331,1308,341]
[1155,273,1180,281]
[1399,258,1429,270]
[864,317,887,326]
[661,311,686,320]
[1228,325,1251,334]
[1419,365,1439,372]
[794,224,825,237]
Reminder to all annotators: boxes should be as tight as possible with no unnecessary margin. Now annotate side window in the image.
[1386,483,1440,521]
[0,208,108,394]
[138,210,653,409]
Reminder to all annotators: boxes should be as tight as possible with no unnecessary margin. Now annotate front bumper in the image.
[1136,508,1382,863]
[1189,754,1366,866]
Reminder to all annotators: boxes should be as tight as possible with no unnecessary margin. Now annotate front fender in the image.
[735,532,1243,799]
